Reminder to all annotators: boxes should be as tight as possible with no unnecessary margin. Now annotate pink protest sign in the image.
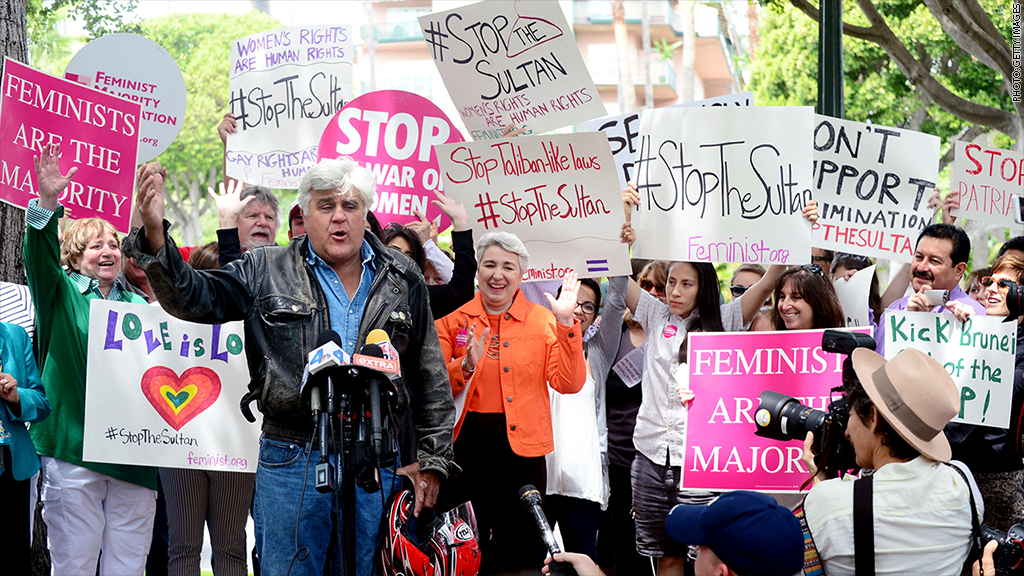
[684,328,871,492]
[0,59,140,233]
[318,90,464,230]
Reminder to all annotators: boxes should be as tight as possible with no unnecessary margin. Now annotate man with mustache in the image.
[874,223,985,354]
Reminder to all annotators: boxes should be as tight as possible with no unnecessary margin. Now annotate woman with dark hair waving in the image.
[620,183,818,575]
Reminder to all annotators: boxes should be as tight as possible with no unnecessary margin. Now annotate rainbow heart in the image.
[141,367,221,431]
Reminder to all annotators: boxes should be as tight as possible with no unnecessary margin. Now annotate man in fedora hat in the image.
[801,347,984,576]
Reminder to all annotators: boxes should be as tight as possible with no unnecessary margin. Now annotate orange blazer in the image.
[436,290,586,457]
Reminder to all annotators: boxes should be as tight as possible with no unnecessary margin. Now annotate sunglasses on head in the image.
[981,276,1013,291]
[639,279,666,294]
[729,285,750,297]
[798,263,826,277]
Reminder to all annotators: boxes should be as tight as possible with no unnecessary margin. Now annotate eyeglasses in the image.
[981,276,1013,291]
[835,253,872,266]
[798,263,826,277]
[575,301,597,314]
[729,285,750,297]
[639,279,666,294]
[811,255,831,265]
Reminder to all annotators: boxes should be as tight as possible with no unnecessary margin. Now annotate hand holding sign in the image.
[33,144,78,212]
[208,179,251,230]
[217,113,237,146]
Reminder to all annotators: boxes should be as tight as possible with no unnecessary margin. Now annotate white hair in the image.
[297,157,377,215]
[475,231,528,271]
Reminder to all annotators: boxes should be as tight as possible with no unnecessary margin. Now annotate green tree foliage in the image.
[141,11,281,245]
[751,0,1018,149]
[26,0,141,73]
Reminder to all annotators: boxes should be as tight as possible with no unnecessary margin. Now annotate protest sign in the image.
[685,328,871,492]
[226,25,353,188]
[0,59,139,233]
[436,131,629,279]
[83,301,260,472]
[883,310,1015,428]
[585,92,755,191]
[319,90,464,229]
[64,33,187,162]
[810,116,939,262]
[833,264,875,328]
[630,106,814,265]
[950,141,1024,227]
[418,1,606,140]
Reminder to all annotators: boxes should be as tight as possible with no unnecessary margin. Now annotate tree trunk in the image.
[680,1,696,103]
[0,0,28,285]
[612,0,637,113]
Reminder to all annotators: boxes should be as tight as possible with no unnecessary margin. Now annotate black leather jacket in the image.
[124,224,458,480]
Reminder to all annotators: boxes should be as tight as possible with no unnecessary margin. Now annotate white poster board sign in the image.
[226,25,353,188]
[810,116,939,263]
[630,106,814,264]
[418,1,606,140]
[585,92,755,191]
[950,140,1024,227]
[64,33,187,162]
[883,310,1015,427]
[436,132,630,279]
[83,301,260,472]
[833,264,875,328]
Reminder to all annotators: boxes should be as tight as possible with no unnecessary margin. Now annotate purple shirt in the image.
[874,284,986,355]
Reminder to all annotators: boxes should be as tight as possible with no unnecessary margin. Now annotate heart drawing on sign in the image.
[141,366,221,431]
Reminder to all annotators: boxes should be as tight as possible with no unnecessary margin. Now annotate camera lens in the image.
[755,390,829,446]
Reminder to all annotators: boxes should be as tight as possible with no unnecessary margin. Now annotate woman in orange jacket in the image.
[435,231,585,574]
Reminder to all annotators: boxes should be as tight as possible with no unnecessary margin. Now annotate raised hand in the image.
[620,222,636,246]
[407,210,439,245]
[430,190,470,232]
[545,269,580,326]
[502,123,526,138]
[622,182,640,222]
[462,321,491,375]
[802,199,818,223]
[136,165,167,252]
[208,179,251,229]
[33,143,77,211]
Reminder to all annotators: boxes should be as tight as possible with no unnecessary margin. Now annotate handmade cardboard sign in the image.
[833,264,875,328]
[83,301,260,472]
[950,141,1024,227]
[318,90,464,229]
[630,106,814,265]
[810,116,940,262]
[418,0,606,139]
[436,131,629,279]
[585,92,755,191]
[883,310,1015,428]
[684,328,871,492]
[226,25,353,188]
[0,59,139,233]
[64,33,187,162]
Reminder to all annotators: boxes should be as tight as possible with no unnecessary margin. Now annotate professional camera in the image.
[1003,279,1023,321]
[753,330,876,480]
[980,523,1024,575]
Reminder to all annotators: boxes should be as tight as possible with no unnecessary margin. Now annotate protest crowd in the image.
[2,6,1024,576]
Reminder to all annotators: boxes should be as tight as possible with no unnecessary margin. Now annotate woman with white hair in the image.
[435,231,586,574]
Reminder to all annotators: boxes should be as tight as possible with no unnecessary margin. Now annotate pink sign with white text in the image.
[684,328,871,493]
[318,90,464,230]
[0,59,140,233]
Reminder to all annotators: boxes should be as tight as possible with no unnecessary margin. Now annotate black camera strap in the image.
[853,474,875,576]
[943,461,983,568]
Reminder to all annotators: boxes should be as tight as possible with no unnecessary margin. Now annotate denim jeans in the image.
[253,437,401,576]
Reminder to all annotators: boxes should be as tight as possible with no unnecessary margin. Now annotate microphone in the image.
[354,343,390,465]
[304,330,345,493]
[519,485,578,576]
[365,328,399,363]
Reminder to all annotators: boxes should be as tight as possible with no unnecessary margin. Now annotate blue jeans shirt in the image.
[306,238,377,356]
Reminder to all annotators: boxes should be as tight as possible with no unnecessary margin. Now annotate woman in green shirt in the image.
[27,144,157,575]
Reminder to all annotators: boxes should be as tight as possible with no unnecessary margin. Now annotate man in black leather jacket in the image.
[126,157,457,575]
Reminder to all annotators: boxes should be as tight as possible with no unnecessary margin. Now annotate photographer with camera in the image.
[799,346,983,575]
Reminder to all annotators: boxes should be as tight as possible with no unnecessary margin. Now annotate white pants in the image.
[40,457,157,576]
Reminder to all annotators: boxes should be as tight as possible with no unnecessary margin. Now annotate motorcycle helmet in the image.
[379,489,481,576]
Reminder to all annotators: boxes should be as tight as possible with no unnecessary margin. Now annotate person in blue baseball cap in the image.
[664,490,804,576]
[543,490,803,576]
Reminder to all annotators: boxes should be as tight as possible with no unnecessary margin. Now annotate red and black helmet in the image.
[379,489,481,576]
